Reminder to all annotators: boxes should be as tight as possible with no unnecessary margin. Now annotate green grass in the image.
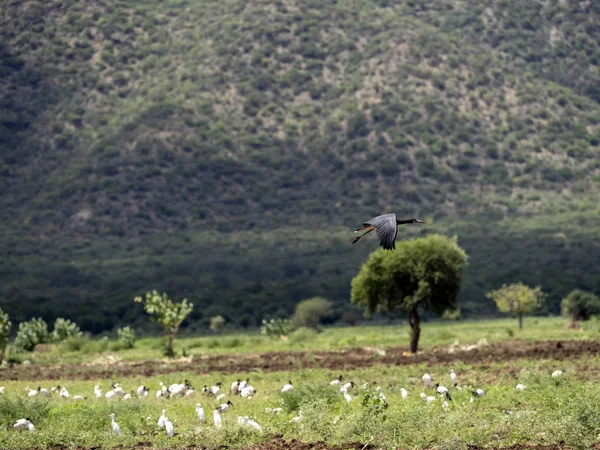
[1,354,600,449]
[3,319,600,448]
[20,316,600,364]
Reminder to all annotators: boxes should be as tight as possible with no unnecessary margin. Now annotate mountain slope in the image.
[1,0,599,331]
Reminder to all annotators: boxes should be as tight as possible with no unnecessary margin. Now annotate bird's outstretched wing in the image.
[365,213,397,250]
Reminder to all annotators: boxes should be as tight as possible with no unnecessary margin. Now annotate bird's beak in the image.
[415,218,425,223]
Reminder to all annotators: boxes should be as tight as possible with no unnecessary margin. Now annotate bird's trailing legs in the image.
[352,225,375,245]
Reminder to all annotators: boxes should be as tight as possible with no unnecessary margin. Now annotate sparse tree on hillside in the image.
[0,308,11,363]
[292,297,332,330]
[210,315,226,333]
[351,234,467,353]
[134,290,193,357]
[561,289,600,327]
[486,283,544,329]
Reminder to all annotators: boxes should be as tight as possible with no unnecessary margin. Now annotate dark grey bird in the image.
[352,214,424,250]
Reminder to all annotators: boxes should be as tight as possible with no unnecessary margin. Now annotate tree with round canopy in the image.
[351,234,467,353]
[561,289,600,327]
[486,282,544,329]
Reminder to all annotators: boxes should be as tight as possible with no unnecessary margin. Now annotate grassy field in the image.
[1,318,600,449]
[25,316,600,365]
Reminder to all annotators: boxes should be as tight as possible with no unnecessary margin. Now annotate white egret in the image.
[422,373,432,388]
[195,403,206,422]
[213,409,222,429]
[109,414,120,436]
[165,417,174,438]
[158,409,167,429]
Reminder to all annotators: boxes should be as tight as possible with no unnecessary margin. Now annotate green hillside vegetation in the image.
[1,0,599,332]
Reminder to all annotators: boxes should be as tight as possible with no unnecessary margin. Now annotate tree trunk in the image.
[408,309,421,353]
[166,334,175,357]
[518,312,523,330]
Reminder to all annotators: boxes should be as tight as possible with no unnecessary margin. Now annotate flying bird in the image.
[353,214,424,250]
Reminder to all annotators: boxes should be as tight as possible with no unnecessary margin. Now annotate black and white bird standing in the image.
[353,214,424,250]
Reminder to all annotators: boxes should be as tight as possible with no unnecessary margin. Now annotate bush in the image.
[260,318,293,339]
[288,326,318,343]
[292,297,332,329]
[209,315,226,332]
[561,289,600,322]
[117,326,136,349]
[14,318,49,352]
[51,318,82,343]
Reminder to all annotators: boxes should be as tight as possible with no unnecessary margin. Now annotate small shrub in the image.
[260,318,293,339]
[116,326,136,349]
[289,326,318,343]
[14,318,49,352]
[51,318,82,343]
[292,297,332,329]
[210,315,226,333]
[62,334,87,352]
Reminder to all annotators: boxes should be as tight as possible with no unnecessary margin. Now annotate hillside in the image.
[1,0,599,332]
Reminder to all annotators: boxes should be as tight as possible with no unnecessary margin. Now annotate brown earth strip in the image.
[2,339,599,382]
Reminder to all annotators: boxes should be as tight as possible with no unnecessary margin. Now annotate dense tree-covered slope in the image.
[1,0,599,331]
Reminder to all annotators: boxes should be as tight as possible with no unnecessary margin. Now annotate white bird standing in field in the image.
[422,373,432,388]
[59,386,70,399]
[231,379,240,395]
[330,375,343,386]
[400,388,408,399]
[516,384,526,391]
[215,393,226,401]
[38,386,50,397]
[470,388,485,402]
[237,416,262,432]
[195,403,206,423]
[450,369,457,386]
[136,385,149,397]
[218,400,233,413]
[210,382,223,396]
[238,378,250,391]
[341,388,352,403]
[0,386,5,395]
[551,370,563,378]
[341,381,355,392]
[435,384,452,401]
[213,409,222,429]
[425,395,436,403]
[109,414,120,436]
[240,385,256,398]
[26,387,38,398]
[94,384,103,398]
[158,409,167,429]
[281,380,294,393]
[165,417,174,438]
[14,418,35,431]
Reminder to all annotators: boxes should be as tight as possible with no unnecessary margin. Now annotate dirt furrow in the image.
[1,339,599,381]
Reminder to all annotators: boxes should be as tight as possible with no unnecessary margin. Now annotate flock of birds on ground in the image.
[6,368,566,436]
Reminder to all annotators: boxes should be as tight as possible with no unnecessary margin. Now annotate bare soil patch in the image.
[2,339,599,381]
